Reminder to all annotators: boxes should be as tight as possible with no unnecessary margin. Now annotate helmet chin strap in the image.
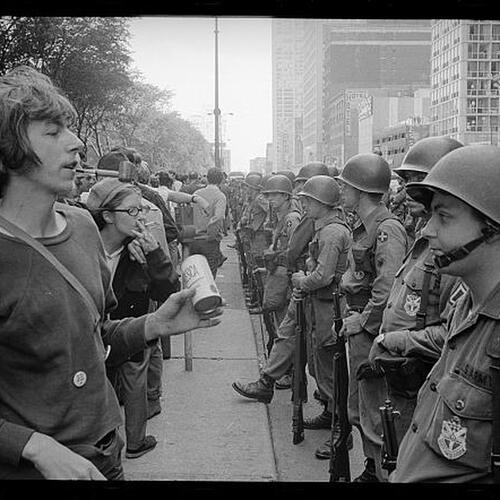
[434,226,498,269]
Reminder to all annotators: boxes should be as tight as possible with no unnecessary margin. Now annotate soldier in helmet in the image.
[292,175,352,459]
[254,175,302,356]
[231,164,333,403]
[336,153,409,482]
[239,173,269,308]
[365,137,465,481]
[369,145,500,483]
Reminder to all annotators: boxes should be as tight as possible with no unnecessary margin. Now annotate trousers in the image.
[109,347,152,450]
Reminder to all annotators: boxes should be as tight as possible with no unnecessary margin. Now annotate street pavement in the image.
[122,236,364,482]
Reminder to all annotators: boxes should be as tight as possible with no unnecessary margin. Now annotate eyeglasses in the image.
[102,205,151,217]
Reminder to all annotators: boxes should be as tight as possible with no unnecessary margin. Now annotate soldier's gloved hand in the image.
[342,311,362,337]
[291,271,305,289]
[356,360,384,380]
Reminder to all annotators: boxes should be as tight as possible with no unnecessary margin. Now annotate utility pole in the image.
[214,17,221,169]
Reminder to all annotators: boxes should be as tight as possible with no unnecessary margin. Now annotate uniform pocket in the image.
[423,372,491,472]
[352,247,372,273]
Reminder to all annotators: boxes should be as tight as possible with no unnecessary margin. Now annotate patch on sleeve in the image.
[377,230,388,243]
[449,282,468,306]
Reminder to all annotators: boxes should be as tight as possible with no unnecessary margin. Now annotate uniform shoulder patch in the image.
[449,282,468,306]
[377,230,388,243]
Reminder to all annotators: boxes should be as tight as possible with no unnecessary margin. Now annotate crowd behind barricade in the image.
[1,65,500,484]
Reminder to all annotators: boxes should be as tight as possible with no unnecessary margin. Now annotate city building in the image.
[373,118,430,169]
[272,18,304,171]
[358,88,431,154]
[265,142,274,175]
[188,111,233,171]
[322,19,432,164]
[301,19,344,164]
[249,157,267,174]
[430,19,500,145]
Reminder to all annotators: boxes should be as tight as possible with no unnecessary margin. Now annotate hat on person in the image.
[97,150,130,171]
[86,178,137,210]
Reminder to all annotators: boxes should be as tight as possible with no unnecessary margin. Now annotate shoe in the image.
[353,458,379,482]
[232,378,274,404]
[126,435,158,459]
[147,399,161,420]
[303,410,332,430]
[314,430,354,459]
[275,374,292,390]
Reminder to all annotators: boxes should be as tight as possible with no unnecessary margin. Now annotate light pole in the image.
[214,17,221,169]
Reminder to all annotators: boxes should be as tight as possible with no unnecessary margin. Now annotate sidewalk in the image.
[122,237,277,481]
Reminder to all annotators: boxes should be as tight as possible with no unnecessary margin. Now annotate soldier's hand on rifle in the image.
[342,310,363,337]
[291,270,305,289]
[356,360,384,380]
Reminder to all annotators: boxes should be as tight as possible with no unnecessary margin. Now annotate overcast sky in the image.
[129,16,272,172]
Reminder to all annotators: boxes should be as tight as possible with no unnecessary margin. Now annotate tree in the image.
[0,17,133,156]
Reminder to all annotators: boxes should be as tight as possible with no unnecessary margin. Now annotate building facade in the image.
[272,18,305,171]
[373,119,430,169]
[358,88,431,154]
[430,19,500,145]
[322,19,432,163]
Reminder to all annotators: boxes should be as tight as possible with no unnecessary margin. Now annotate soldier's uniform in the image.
[262,200,301,323]
[337,153,409,480]
[379,238,464,447]
[301,210,351,411]
[374,136,466,468]
[372,144,500,483]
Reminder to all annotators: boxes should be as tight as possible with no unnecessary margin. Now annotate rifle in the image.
[491,355,500,482]
[292,288,308,445]
[234,229,249,286]
[380,398,400,474]
[329,287,351,482]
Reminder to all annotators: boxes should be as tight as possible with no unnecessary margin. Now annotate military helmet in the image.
[244,172,263,190]
[336,153,391,194]
[295,162,329,182]
[276,170,296,183]
[298,175,340,207]
[406,145,500,226]
[262,174,293,195]
[394,136,464,180]
[327,165,339,178]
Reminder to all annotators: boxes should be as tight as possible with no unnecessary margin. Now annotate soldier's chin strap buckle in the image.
[434,226,499,269]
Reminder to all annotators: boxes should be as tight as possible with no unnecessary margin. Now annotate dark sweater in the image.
[0,203,150,476]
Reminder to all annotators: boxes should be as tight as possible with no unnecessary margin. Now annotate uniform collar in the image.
[360,202,391,234]
[477,281,500,319]
[314,208,343,231]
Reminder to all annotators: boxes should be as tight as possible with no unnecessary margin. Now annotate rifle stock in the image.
[292,289,307,445]
[329,288,351,482]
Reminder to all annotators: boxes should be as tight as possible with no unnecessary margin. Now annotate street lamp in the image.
[213,17,221,169]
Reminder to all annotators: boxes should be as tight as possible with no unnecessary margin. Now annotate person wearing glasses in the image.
[86,178,177,459]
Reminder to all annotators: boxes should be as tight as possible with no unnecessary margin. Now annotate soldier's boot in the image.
[231,374,274,404]
[353,458,379,482]
[303,409,332,430]
[314,421,354,460]
[275,373,292,390]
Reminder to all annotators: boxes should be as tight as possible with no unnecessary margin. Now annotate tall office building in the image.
[272,18,304,171]
[301,19,343,164]
[430,20,500,145]
[322,19,432,164]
